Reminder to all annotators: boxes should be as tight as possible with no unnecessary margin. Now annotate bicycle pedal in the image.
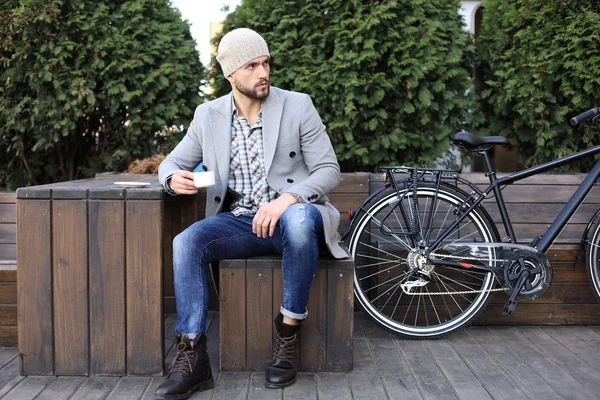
[503,299,518,316]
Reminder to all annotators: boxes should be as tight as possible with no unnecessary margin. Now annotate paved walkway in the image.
[1,312,600,399]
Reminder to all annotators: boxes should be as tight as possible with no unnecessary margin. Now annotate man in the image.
[155,28,347,399]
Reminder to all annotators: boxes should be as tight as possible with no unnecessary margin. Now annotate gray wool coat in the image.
[158,87,347,259]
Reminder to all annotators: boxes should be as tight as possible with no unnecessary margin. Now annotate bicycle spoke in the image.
[358,263,403,281]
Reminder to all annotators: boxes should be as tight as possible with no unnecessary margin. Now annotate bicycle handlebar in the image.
[570,108,600,126]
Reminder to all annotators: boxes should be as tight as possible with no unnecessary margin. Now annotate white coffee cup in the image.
[193,171,215,188]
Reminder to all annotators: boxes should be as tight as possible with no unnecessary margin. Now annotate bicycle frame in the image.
[428,144,600,255]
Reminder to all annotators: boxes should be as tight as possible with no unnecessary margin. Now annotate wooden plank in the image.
[488,283,598,304]
[0,326,17,346]
[0,376,55,399]
[476,304,600,325]
[0,204,16,223]
[139,377,163,400]
[363,333,423,399]
[396,340,459,400]
[36,376,86,400]
[328,193,370,213]
[282,373,317,400]
[89,200,126,375]
[423,338,492,400]
[486,202,600,224]
[0,358,25,398]
[515,326,600,394]
[248,372,282,400]
[326,261,353,371]
[559,325,600,341]
[315,372,352,400]
[351,338,377,374]
[219,260,247,371]
[0,283,16,303]
[211,371,250,400]
[462,172,589,186]
[126,201,163,376]
[245,262,272,371]
[347,373,388,400]
[206,311,220,377]
[70,376,120,400]
[337,172,370,193]
[272,263,283,319]
[446,330,527,400]
[105,377,151,400]
[0,244,16,261]
[300,267,326,371]
[162,200,179,314]
[467,327,562,400]
[552,261,588,283]
[163,314,177,355]
[0,347,18,368]
[0,224,15,244]
[53,200,88,375]
[17,200,53,375]
[0,193,16,203]
[543,326,600,370]
[0,305,16,325]
[493,326,598,400]
[0,267,16,282]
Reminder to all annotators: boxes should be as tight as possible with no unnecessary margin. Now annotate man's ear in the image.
[225,74,234,84]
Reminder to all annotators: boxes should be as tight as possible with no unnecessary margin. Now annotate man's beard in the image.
[235,79,270,100]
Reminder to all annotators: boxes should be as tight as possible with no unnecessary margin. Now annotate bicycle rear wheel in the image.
[346,182,500,338]
[585,221,600,303]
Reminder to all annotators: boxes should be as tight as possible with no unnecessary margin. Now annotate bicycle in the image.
[344,107,600,338]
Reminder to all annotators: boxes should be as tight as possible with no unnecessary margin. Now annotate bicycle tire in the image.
[346,181,500,338]
[585,220,600,303]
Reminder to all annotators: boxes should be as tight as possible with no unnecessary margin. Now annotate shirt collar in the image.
[231,96,263,120]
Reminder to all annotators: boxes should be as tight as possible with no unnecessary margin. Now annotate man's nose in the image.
[257,64,269,78]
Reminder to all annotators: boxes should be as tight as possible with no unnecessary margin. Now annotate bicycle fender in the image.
[341,182,396,240]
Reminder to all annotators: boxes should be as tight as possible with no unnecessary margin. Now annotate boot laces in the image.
[169,342,194,376]
[273,333,296,364]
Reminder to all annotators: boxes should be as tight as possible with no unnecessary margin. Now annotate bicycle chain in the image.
[400,252,507,296]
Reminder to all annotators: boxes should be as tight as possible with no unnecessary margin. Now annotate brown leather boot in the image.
[264,313,301,389]
[155,333,214,399]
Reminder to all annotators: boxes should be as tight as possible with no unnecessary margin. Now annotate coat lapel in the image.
[261,88,283,173]
[208,93,233,190]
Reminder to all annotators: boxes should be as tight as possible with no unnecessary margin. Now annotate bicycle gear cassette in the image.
[502,249,552,300]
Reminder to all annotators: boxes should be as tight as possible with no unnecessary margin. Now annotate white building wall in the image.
[459,1,484,34]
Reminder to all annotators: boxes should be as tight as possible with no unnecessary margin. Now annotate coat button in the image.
[287,178,294,183]
[289,151,296,158]
[215,196,221,203]
[202,165,208,171]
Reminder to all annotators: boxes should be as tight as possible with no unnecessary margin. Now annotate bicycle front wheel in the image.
[346,182,500,338]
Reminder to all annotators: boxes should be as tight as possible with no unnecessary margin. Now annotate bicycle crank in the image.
[422,243,553,313]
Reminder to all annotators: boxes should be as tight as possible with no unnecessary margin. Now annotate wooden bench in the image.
[0,192,17,346]
[15,175,200,376]
[219,255,354,372]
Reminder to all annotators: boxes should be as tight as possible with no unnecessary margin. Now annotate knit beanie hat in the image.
[216,28,270,77]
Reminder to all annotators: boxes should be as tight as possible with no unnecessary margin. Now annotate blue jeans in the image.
[172,203,326,337]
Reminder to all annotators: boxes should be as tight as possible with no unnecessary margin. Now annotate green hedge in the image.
[476,0,600,171]
[0,0,206,189]
[210,0,481,172]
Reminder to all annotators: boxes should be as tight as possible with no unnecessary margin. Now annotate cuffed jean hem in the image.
[280,305,308,320]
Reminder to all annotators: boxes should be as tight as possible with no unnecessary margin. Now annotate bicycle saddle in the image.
[453,131,509,151]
